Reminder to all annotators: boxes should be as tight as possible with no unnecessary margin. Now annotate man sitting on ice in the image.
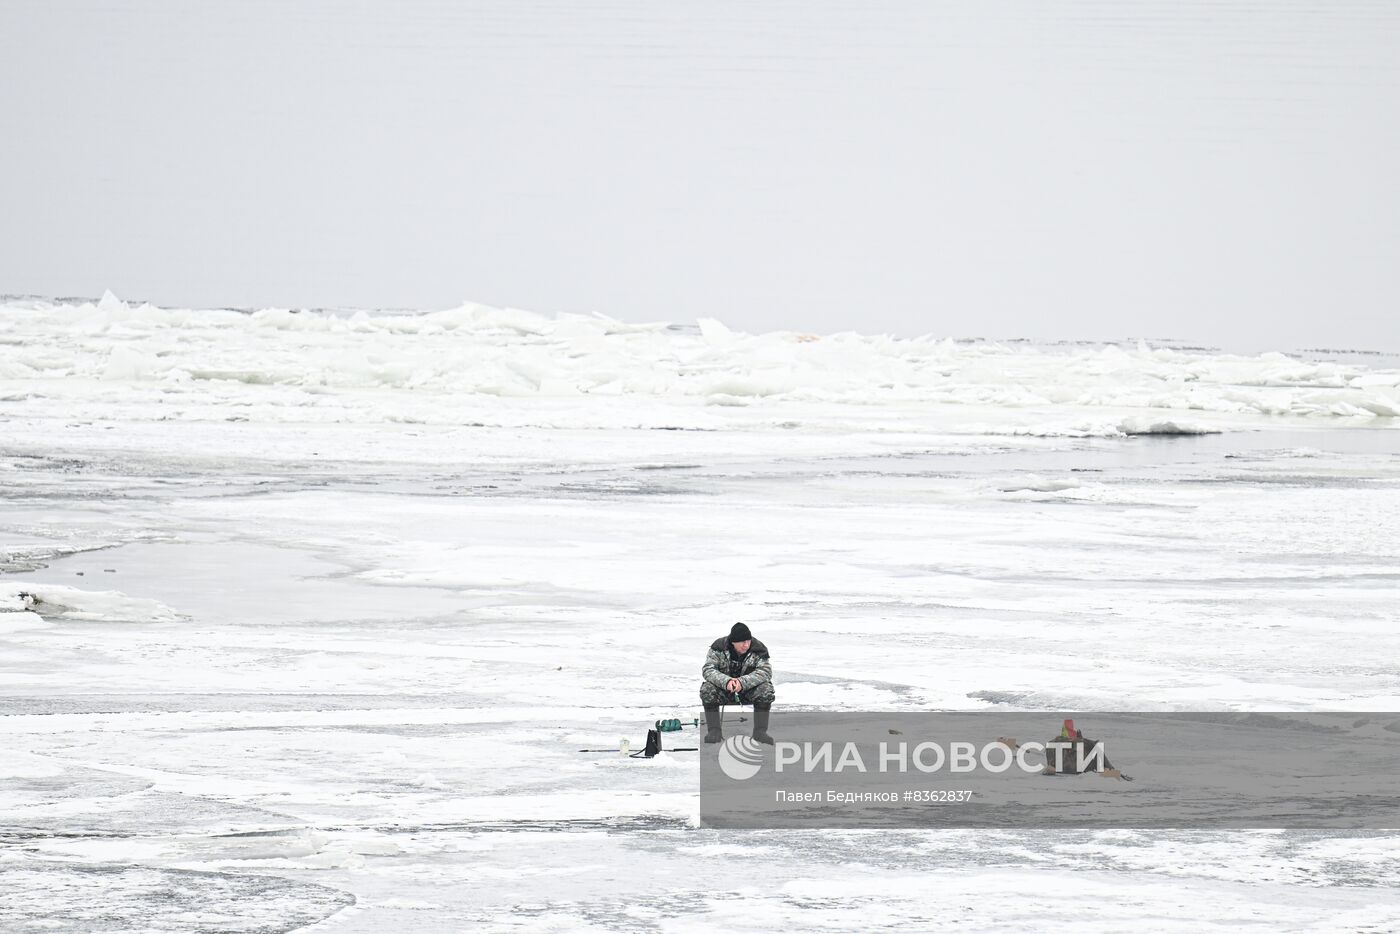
[1039,719,1126,779]
[701,623,775,745]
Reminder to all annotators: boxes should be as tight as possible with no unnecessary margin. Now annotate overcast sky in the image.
[3,1,1398,351]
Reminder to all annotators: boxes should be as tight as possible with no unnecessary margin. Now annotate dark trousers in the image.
[701,680,774,709]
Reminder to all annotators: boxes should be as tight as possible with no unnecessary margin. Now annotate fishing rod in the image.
[577,715,709,756]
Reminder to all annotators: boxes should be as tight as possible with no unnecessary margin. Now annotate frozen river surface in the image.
[2,297,1400,931]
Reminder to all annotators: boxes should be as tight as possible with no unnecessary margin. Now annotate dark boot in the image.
[751,706,774,745]
[703,707,723,743]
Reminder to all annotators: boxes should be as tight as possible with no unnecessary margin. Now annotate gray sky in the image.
[3,1,1398,351]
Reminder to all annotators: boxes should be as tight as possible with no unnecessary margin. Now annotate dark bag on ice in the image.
[643,729,662,758]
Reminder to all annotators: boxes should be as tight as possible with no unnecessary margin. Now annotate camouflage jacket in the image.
[702,637,773,691]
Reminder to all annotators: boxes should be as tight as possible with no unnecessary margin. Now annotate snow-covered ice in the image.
[2,296,1398,931]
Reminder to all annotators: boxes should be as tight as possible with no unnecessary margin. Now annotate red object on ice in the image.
[1063,718,1076,736]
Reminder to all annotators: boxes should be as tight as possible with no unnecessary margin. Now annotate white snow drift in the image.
[1,293,1397,430]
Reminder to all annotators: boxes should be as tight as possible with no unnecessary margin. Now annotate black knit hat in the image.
[728,622,752,644]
